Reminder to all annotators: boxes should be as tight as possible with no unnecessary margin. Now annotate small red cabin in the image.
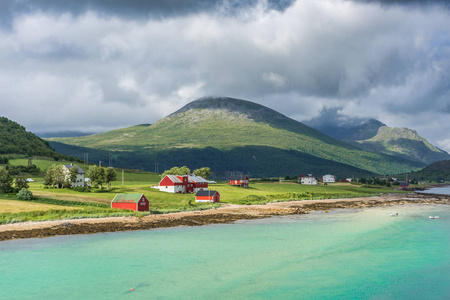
[228,175,249,188]
[195,190,220,203]
[111,194,149,211]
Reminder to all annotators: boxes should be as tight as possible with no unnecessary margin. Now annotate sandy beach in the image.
[1,193,449,241]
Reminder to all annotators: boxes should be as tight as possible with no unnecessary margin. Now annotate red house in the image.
[111,194,149,211]
[228,175,249,188]
[189,175,209,192]
[156,175,208,193]
[195,190,220,203]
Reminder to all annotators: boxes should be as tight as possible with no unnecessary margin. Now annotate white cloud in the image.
[0,0,448,151]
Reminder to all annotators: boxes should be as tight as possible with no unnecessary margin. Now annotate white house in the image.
[300,175,318,185]
[62,163,85,187]
[322,174,336,183]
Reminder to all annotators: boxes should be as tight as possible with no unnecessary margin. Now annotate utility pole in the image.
[122,169,124,186]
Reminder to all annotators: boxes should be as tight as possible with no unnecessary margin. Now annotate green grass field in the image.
[0,158,407,224]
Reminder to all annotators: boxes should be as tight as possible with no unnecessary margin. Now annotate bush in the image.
[72,186,91,193]
[17,188,33,200]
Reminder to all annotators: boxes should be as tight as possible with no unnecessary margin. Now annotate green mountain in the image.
[356,127,450,165]
[310,119,386,142]
[402,160,450,183]
[49,97,425,177]
[0,116,63,158]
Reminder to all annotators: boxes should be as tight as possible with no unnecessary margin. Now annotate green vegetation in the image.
[193,167,212,179]
[398,160,450,183]
[162,166,191,177]
[357,127,450,165]
[48,97,424,178]
[0,162,408,224]
[0,117,66,159]
[17,188,33,200]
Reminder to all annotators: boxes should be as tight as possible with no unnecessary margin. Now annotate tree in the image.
[86,165,106,189]
[0,166,13,193]
[15,176,29,190]
[68,165,79,186]
[44,164,65,188]
[105,167,117,190]
[193,167,212,179]
[162,166,191,177]
[96,167,106,189]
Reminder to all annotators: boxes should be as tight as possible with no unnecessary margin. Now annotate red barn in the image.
[157,175,208,193]
[195,190,220,203]
[189,175,209,192]
[111,194,149,211]
[228,175,249,188]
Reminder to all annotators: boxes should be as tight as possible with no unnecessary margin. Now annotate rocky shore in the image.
[1,193,448,241]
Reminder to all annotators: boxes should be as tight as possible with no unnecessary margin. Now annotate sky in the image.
[1,0,449,152]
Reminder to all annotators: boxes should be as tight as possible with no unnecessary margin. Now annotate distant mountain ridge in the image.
[49,97,425,177]
[309,116,449,165]
[356,126,450,165]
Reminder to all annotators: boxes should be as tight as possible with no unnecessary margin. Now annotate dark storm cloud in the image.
[305,106,370,129]
[0,0,295,29]
[352,0,450,6]
[0,0,449,152]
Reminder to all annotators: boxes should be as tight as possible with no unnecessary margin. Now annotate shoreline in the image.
[1,193,449,241]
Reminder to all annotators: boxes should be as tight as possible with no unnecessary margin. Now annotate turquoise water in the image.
[419,186,450,195]
[0,204,449,300]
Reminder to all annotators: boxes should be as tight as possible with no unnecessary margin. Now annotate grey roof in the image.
[165,175,183,183]
[195,190,219,197]
[188,175,208,183]
[63,164,85,174]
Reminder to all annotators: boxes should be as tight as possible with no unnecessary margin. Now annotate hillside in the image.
[357,127,450,165]
[402,160,450,182]
[310,117,449,165]
[0,116,63,158]
[310,119,386,142]
[49,97,425,177]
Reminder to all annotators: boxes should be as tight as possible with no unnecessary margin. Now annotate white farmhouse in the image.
[62,163,85,187]
[300,175,318,185]
[322,174,336,183]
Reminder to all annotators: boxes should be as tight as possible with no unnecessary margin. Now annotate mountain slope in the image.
[403,160,450,182]
[0,116,62,158]
[310,119,386,142]
[357,127,450,165]
[49,97,424,176]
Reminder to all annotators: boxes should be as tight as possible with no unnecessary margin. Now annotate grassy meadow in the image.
[0,157,406,224]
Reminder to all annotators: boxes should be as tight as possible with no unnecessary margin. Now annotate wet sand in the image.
[1,193,449,241]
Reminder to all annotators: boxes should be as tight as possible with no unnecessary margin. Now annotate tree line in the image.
[44,164,117,190]
[162,166,212,179]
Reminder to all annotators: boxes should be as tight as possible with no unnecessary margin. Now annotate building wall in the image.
[301,177,318,185]
[112,202,137,211]
[323,175,336,183]
[159,185,185,193]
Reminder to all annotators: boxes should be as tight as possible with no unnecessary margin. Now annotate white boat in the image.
[390,213,398,216]
[429,216,440,219]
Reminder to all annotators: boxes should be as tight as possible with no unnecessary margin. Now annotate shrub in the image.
[72,186,91,192]
[17,188,33,200]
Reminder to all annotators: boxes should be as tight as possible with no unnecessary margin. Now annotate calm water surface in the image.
[419,186,450,196]
[0,204,449,300]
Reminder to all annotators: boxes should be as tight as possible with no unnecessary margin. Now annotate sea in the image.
[0,199,449,299]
